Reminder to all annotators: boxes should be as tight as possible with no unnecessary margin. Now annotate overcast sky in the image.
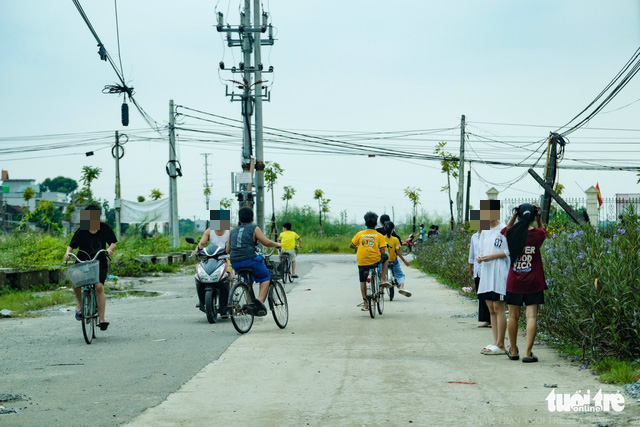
[1,1,639,226]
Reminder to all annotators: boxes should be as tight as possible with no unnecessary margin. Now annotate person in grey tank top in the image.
[226,207,281,316]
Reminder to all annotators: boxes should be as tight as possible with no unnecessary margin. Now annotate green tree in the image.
[220,197,232,209]
[434,141,459,230]
[282,186,296,214]
[22,186,35,211]
[150,189,163,201]
[314,189,330,235]
[19,200,63,232]
[40,176,78,194]
[403,186,421,233]
[265,161,284,238]
[80,166,102,200]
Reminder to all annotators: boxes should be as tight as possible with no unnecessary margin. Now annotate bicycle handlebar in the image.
[66,249,109,263]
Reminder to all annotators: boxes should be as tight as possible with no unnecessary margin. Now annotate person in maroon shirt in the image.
[502,203,547,363]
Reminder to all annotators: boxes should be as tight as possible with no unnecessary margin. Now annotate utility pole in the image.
[254,0,265,232]
[456,114,466,225]
[216,3,274,228]
[541,133,558,225]
[201,153,212,228]
[114,131,123,239]
[464,170,471,223]
[168,99,180,247]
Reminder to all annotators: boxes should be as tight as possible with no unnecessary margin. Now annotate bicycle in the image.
[227,251,289,334]
[66,249,108,344]
[387,267,399,301]
[278,251,293,283]
[365,263,384,318]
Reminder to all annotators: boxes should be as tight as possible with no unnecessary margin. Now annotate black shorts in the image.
[358,263,379,282]
[479,291,505,302]
[506,291,544,306]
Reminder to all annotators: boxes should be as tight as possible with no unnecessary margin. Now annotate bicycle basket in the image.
[264,256,284,280]
[67,260,100,288]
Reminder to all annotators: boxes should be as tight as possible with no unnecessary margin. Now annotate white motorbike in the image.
[185,237,230,323]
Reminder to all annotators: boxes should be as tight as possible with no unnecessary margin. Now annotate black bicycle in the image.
[365,263,384,318]
[279,251,293,283]
[66,249,108,344]
[227,252,289,334]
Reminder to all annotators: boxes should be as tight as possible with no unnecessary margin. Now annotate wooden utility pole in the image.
[168,99,179,247]
[114,131,122,239]
[541,134,558,225]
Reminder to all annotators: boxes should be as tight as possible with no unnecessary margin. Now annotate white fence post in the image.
[584,186,599,226]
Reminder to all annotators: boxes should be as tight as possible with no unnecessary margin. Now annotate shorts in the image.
[506,291,544,306]
[358,263,379,283]
[232,255,271,283]
[280,249,296,262]
[479,291,505,302]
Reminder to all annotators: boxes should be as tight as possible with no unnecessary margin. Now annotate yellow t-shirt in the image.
[351,229,385,266]
[385,235,401,262]
[278,230,300,250]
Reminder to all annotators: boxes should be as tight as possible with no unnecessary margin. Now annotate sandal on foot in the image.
[398,288,412,297]
[361,299,369,311]
[522,353,538,363]
[75,310,82,321]
[98,322,110,331]
[507,347,519,360]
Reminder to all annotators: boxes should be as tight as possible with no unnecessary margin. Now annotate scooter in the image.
[185,237,230,324]
[400,234,422,255]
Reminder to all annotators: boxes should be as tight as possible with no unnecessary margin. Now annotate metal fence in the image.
[501,197,640,227]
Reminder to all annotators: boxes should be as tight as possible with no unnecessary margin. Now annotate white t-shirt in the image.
[468,231,482,278]
[477,223,510,295]
[209,229,230,249]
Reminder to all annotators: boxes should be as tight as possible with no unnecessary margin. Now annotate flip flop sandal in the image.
[522,354,538,363]
[98,322,110,331]
[75,310,82,321]
[507,347,519,360]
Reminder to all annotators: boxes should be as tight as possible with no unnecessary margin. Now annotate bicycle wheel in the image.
[269,281,288,329]
[400,245,410,256]
[368,274,376,318]
[229,282,254,334]
[389,274,397,301]
[285,259,293,283]
[377,285,385,315]
[204,288,217,324]
[81,288,94,344]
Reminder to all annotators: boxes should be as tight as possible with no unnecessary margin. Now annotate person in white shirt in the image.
[475,201,510,355]
[468,230,490,328]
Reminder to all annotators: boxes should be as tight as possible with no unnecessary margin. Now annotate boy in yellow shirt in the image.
[382,221,412,297]
[350,211,391,311]
[277,222,302,278]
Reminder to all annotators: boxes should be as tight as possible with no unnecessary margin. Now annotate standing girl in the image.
[476,207,510,355]
[469,230,490,328]
[504,203,547,363]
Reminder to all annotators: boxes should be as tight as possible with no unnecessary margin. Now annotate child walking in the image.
[504,203,547,363]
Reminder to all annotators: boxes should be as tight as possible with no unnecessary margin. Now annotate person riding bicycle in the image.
[277,222,302,278]
[350,211,391,312]
[375,214,401,281]
[227,207,281,316]
[383,221,412,297]
[64,204,117,331]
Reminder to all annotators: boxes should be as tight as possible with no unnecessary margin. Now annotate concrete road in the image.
[124,254,640,427]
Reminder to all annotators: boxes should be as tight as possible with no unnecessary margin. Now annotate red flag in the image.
[596,183,603,207]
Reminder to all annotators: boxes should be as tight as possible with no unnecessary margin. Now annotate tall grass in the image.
[411,212,640,361]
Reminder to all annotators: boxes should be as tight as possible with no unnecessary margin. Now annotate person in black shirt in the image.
[64,204,117,330]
